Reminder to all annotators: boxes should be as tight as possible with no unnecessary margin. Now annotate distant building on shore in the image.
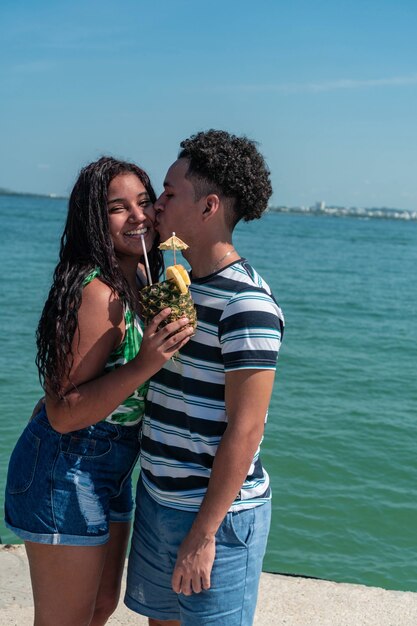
[267,202,417,221]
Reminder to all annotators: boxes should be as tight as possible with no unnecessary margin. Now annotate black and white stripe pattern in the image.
[141,259,284,511]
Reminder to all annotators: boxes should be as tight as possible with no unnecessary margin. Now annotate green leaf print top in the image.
[84,268,148,426]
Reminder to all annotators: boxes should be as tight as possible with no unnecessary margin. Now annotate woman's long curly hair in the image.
[36,156,163,397]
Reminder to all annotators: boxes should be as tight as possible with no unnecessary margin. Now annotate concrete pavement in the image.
[1,544,417,625]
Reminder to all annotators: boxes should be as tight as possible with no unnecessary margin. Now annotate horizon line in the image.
[215,73,417,94]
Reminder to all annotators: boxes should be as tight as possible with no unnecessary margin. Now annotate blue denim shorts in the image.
[125,476,271,626]
[4,406,141,546]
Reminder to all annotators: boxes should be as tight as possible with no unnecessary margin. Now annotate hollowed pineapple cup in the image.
[138,279,197,332]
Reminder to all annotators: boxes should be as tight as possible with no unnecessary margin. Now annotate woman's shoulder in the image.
[83,267,102,286]
[81,276,124,327]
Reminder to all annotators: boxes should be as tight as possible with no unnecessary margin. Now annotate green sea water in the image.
[1,195,416,591]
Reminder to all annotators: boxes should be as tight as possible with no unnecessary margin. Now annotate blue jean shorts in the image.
[4,406,141,546]
[125,476,271,625]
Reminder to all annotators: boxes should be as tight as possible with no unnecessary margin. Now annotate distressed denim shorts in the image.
[125,476,271,625]
[4,406,141,546]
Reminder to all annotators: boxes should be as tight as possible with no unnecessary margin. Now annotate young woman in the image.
[4,156,193,626]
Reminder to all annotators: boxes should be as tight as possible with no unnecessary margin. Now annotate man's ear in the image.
[202,194,220,219]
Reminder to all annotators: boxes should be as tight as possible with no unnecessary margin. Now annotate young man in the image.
[125,130,285,626]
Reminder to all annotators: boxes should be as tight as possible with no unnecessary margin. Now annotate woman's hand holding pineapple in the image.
[134,307,193,379]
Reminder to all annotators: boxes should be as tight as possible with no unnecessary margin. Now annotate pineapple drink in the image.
[138,234,197,331]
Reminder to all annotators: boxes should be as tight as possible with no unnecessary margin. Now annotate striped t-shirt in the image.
[140,259,284,511]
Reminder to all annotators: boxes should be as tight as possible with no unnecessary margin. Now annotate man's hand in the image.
[171,530,215,595]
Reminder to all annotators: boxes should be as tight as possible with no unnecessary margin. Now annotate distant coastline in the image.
[0,187,67,200]
[1,188,415,220]
[269,203,417,221]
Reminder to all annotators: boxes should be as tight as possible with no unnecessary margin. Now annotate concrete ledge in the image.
[1,544,417,625]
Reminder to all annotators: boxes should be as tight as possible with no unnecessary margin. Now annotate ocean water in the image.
[1,195,416,592]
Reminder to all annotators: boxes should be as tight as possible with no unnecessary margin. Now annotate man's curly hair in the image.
[178,129,272,225]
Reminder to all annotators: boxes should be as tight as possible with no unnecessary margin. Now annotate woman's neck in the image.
[117,255,141,291]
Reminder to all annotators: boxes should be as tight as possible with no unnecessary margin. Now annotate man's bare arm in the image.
[171,368,276,595]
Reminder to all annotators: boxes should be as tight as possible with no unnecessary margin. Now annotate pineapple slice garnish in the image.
[166,265,190,294]
[174,264,191,286]
[159,234,191,294]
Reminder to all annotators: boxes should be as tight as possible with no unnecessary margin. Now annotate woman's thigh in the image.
[25,541,108,626]
[92,521,131,620]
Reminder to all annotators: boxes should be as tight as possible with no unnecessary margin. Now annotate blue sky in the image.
[1,0,417,209]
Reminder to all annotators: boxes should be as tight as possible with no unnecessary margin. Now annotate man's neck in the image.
[185,243,240,279]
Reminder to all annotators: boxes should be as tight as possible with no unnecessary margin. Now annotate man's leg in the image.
[124,477,184,622]
[178,502,271,626]
[126,477,270,625]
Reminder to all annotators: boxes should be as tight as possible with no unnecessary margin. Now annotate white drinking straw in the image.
[172,231,177,265]
[140,234,153,285]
